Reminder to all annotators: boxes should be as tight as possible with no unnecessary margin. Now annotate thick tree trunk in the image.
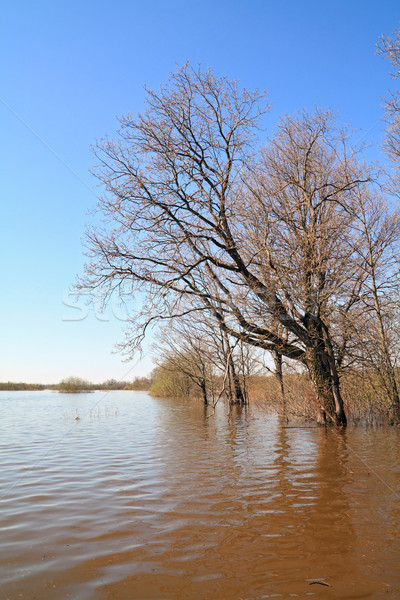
[306,347,347,426]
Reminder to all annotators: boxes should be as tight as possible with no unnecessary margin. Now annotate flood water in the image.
[0,391,399,599]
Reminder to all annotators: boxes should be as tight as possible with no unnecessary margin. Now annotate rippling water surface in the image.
[1,390,400,599]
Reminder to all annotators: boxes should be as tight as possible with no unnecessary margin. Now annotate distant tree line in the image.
[0,382,48,391]
[57,376,153,393]
[0,377,153,392]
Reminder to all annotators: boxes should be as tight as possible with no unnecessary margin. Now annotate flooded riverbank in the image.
[0,390,399,599]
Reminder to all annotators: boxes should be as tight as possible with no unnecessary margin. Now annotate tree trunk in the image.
[200,379,208,406]
[306,347,347,426]
[272,348,286,418]
[222,329,246,405]
[228,355,246,404]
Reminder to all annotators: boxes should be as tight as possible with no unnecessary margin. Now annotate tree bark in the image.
[272,348,286,418]
[306,346,347,426]
[200,379,208,406]
[228,354,246,404]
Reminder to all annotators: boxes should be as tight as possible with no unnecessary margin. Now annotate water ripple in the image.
[0,391,400,599]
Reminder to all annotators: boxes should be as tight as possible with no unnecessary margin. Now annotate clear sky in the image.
[1,0,399,383]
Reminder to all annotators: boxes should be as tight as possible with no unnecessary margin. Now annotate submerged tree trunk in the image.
[200,379,208,406]
[221,329,246,405]
[305,346,347,426]
[272,348,286,418]
[228,353,246,404]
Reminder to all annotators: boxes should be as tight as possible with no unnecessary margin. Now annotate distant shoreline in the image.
[0,383,53,391]
[0,377,151,392]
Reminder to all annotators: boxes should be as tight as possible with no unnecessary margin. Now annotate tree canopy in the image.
[78,63,400,425]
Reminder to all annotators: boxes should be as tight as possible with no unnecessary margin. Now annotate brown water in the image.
[0,391,399,599]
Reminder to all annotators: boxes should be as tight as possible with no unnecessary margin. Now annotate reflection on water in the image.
[0,390,399,599]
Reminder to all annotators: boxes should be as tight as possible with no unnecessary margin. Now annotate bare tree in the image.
[152,319,216,405]
[378,27,400,163]
[153,310,263,405]
[78,65,381,426]
[238,110,377,424]
[346,189,400,422]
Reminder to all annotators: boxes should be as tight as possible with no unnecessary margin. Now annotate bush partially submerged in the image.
[57,377,93,394]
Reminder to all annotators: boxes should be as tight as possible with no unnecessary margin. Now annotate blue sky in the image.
[1,0,399,383]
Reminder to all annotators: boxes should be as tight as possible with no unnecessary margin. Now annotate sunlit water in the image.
[0,390,399,599]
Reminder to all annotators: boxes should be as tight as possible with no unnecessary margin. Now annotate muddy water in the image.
[0,391,399,599]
